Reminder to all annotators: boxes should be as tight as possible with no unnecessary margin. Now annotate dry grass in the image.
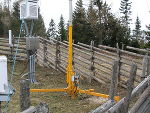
[1,61,111,113]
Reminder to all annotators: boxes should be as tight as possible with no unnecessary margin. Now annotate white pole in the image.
[9,30,12,47]
[69,0,73,26]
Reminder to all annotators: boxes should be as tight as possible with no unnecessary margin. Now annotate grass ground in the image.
[1,61,112,113]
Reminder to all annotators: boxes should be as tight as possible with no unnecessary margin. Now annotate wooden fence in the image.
[0,37,27,60]
[36,37,145,88]
[0,37,148,88]
[1,37,150,113]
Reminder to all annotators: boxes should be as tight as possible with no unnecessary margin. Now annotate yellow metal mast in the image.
[30,0,120,102]
[66,0,77,98]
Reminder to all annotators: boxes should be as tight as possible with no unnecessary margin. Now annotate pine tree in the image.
[92,0,130,47]
[119,0,132,27]
[146,25,150,42]
[93,0,113,45]
[30,8,46,37]
[0,5,4,36]
[93,0,104,45]
[73,0,92,44]
[10,1,21,36]
[32,13,46,37]
[47,19,57,38]
[87,1,98,42]
[133,16,141,40]
[58,15,66,41]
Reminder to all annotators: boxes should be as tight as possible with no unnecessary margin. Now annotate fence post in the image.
[116,43,121,82]
[20,80,30,112]
[109,60,119,101]
[43,40,47,67]
[147,56,150,76]
[121,43,125,50]
[141,55,150,81]
[88,41,95,83]
[55,38,61,70]
[123,63,137,113]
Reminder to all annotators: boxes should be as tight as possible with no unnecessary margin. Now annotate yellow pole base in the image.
[30,88,120,102]
[78,89,120,102]
[30,88,67,92]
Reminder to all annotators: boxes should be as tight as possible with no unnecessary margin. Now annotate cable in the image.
[7,60,28,76]
[3,20,25,113]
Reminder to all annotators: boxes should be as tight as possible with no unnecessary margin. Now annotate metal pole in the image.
[66,0,75,94]
[69,0,73,26]
[29,55,32,82]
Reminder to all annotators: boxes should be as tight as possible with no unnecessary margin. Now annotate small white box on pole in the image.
[0,56,8,93]
[9,30,12,46]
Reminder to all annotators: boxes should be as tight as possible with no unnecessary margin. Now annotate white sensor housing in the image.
[0,56,8,93]
[20,0,38,20]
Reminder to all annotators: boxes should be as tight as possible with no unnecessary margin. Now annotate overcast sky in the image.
[38,0,150,30]
[1,0,150,30]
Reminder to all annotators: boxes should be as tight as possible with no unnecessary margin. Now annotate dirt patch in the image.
[87,97,108,105]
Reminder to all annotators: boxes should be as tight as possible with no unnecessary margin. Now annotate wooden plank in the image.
[126,46,150,54]
[21,106,36,113]
[137,96,150,113]
[91,100,115,113]
[94,62,112,70]
[74,56,90,65]
[98,45,117,51]
[94,56,113,65]
[106,75,150,113]
[120,49,144,58]
[99,45,144,58]
[95,67,112,75]
[129,86,150,113]
[121,55,142,65]
[94,50,116,60]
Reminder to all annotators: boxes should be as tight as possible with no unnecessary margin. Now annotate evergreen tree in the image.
[93,0,104,45]
[73,0,92,44]
[133,16,141,40]
[58,15,66,41]
[0,4,4,36]
[91,0,130,47]
[47,19,57,38]
[119,0,132,27]
[10,1,21,36]
[103,13,129,47]
[144,25,150,48]
[32,13,46,37]
[87,1,98,43]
